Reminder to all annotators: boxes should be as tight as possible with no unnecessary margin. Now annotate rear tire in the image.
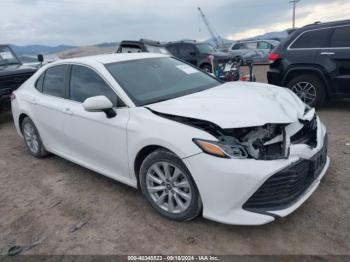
[21,117,48,158]
[287,74,326,107]
[140,149,202,221]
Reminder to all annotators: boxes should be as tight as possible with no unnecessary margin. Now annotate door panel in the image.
[62,64,131,181]
[30,93,67,154]
[178,44,197,66]
[316,26,350,94]
[30,64,69,154]
[326,50,350,94]
[62,100,130,180]
[329,26,350,94]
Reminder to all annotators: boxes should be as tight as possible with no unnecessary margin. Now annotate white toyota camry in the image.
[11,53,329,225]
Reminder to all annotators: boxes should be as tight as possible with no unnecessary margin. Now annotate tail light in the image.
[268,53,280,62]
[240,75,249,81]
[10,92,16,101]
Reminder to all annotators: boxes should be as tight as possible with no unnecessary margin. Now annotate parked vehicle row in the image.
[12,53,329,225]
[118,39,253,82]
[268,19,350,107]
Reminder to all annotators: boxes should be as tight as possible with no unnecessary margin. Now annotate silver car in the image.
[227,40,280,64]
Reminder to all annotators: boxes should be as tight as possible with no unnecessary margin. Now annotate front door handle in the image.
[320,52,335,55]
[62,107,73,115]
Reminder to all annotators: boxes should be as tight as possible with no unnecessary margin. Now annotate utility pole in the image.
[290,0,301,29]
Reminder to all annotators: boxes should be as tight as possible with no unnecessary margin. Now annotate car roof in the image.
[120,39,165,46]
[50,53,169,66]
[303,19,350,30]
[235,39,278,43]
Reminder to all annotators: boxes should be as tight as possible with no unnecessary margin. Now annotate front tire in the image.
[287,74,326,107]
[21,117,48,158]
[140,149,202,221]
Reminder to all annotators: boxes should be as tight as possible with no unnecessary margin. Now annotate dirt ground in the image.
[0,65,349,255]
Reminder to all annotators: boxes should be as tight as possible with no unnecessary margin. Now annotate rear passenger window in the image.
[69,65,118,106]
[35,73,44,92]
[258,41,272,50]
[245,42,257,49]
[331,26,350,47]
[42,65,67,97]
[290,28,332,49]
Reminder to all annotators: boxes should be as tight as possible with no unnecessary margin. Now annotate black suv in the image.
[267,20,350,107]
[166,41,235,73]
[116,39,170,55]
[0,45,39,111]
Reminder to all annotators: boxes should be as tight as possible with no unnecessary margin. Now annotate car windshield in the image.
[145,45,170,55]
[106,57,220,106]
[0,46,20,65]
[196,43,216,54]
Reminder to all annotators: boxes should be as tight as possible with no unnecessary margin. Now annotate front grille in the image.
[0,73,33,94]
[243,138,327,211]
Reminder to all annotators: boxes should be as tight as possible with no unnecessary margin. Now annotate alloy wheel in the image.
[145,161,192,214]
[291,81,317,105]
[23,122,39,154]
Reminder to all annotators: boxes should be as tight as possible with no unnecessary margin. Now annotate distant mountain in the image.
[204,36,234,46]
[243,30,289,41]
[10,44,76,56]
[204,30,289,45]
[95,42,119,48]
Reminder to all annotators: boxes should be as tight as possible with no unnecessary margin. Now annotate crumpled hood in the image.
[147,82,306,129]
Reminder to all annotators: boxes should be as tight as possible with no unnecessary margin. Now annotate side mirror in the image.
[37,54,44,63]
[82,96,116,118]
[189,51,196,57]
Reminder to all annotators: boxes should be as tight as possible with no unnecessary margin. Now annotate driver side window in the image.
[69,65,118,106]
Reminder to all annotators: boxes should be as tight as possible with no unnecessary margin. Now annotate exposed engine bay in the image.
[150,109,318,160]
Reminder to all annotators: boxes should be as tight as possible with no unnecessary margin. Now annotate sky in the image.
[0,0,350,46]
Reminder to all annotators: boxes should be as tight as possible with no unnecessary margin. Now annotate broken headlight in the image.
[194,124,290,160]
[193,138,249,159]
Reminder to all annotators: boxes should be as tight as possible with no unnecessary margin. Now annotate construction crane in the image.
[197,7,224,48]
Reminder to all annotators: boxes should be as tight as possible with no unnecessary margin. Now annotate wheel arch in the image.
[282,66,332,98]
[133,145,175,187]
[18,113,29,135]
[199,62,212,72]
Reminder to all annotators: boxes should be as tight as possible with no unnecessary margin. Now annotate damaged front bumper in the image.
[183,117,329,225]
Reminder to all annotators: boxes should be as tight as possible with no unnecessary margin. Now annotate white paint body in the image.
[11,53,329,225]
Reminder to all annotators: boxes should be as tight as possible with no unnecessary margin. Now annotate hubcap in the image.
[146,162,192,214]
[291,81,317,105]
[23,123,39,154]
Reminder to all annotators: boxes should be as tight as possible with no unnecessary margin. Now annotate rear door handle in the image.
[320,52,335,55]
[62,107,73,115]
